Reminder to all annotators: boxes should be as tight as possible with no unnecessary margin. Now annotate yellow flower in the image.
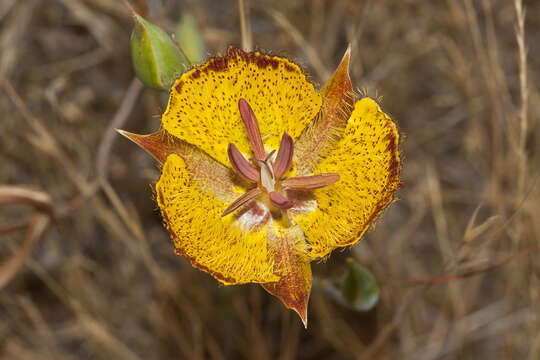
[120,46,401,327]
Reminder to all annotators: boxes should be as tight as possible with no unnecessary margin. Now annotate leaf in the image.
[294,45,354,176]
[323,258,379,312]
[262,224,312,327]
[130,13,188,90]
[175,14,207,65]
[340,258,379,311]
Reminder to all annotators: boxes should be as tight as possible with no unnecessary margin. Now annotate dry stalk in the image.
[515,0,528,200]
[266,8,330,80]
[238,0,252,52]
[0,186,53,289]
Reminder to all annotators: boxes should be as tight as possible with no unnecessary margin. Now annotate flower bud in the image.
[130,14,188,90]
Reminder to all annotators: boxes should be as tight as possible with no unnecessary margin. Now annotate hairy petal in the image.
[118,129,237,202]
[294,46,354,176]
[288,98,401,259]
[263,223,312,327]
[156,154,279,284]
[162,46,322,167]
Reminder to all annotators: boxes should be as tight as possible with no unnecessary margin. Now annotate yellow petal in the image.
[162,46,322,166]
[294,46,354,176]
[263,221,312,327]
[289,98,401,259]
[156,154,279,284]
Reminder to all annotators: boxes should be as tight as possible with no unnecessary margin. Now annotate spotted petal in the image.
[161,46,322,166]
[288,98,401,259]
[156,154,279,284]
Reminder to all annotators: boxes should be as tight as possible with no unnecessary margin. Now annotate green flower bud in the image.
[175,14,207,65]
[130,14,188,90]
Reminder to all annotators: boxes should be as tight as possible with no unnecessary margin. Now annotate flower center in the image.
[222,98,340,217]
[257,156,276,193]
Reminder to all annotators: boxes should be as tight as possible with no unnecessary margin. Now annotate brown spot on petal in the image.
[207,56,230,72]
[284,63,296,72]
[227,45,243,57]
[174,80,184,93]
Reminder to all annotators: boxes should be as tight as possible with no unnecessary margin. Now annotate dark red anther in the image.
[222,187,262,217]
[281,173,340,190]
[238,98,266,160]
[269,192,294,209]
[273,133,294,179]
[228,143,260,183]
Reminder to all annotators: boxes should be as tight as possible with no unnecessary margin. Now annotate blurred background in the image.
[1,0,540,359]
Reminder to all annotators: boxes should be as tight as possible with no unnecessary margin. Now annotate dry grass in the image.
[1,0,539,359]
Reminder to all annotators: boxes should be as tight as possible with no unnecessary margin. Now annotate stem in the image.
[238,0,252,51]
[515,0,528,200]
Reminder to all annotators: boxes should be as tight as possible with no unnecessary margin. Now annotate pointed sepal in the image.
[117,129,187,164]
[263,225,312,327]
[320,44,353,109]
[294,45,354,175]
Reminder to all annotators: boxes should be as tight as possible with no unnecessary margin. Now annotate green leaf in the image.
[175,14,207,65]
[323,258,379,312]
[130,14,188,90]
[340,258,379,311]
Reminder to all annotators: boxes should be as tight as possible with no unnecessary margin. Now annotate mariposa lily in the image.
[119,45,401,327]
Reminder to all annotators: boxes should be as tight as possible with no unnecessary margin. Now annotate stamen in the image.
[238,98,266,160]
[273,133,294,179]
[221,187,262,217]
[228,143,260,183]
[269,192,294,209]
[281,173,340,190]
